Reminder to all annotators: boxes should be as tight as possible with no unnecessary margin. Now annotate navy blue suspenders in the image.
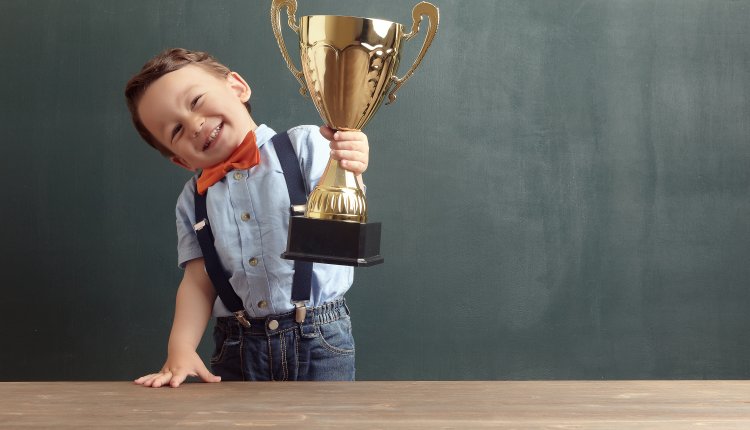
[193,131,313,327]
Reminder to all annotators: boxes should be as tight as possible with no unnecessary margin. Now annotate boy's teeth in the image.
[208,124,221,142]
[203,124,222,150]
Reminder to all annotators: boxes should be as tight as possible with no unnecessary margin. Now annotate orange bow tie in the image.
[196,130,260,195]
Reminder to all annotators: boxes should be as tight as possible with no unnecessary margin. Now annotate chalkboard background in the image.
[1,0,748,381]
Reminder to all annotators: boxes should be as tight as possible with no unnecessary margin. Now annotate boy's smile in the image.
[137,65,255,170]
[204,123,223,151]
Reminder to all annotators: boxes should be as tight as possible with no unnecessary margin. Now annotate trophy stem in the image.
[305,158,367,223]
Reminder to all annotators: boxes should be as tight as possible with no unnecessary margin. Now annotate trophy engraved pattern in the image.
[302,40,400,131]
[306,185,367,222]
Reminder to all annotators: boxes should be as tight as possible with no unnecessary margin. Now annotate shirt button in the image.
[268,319,279,330]
[248,257,258,266]
[233,171,244,181]
[257,300,268,309]
[241,212,251,222]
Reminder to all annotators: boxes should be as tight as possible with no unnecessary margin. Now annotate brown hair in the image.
[124,48,251,157]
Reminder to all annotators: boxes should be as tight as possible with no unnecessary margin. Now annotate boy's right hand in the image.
[134,348,220,388]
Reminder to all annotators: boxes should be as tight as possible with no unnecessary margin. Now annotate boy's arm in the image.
[134,258,220,388]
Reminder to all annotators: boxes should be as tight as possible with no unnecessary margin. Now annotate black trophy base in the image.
[281,216,383,267]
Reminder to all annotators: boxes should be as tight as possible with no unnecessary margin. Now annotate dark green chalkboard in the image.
[1,0,749,381]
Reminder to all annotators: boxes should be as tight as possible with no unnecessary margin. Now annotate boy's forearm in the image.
[168,260,216,353]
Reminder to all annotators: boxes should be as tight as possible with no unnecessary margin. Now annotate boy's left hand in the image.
[320,126,369,177]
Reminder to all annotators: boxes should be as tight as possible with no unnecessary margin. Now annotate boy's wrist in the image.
[167,338,198,355]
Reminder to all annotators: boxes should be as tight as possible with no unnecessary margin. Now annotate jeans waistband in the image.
[215,298,349,336]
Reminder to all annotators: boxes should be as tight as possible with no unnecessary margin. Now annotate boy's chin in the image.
[200,155,230,170]
[169,156,196,171]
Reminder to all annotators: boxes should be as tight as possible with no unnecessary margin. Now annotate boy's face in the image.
[138,65,253,170]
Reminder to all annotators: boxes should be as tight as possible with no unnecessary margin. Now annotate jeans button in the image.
[268,319,279,330]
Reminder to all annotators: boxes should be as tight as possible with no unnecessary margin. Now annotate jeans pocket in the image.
[315,316,355,356]
[210,325,241,366]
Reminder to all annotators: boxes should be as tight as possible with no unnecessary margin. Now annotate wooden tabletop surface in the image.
[1,381,749,428]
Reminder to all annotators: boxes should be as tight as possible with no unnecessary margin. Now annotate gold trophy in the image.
[271,0,439,266]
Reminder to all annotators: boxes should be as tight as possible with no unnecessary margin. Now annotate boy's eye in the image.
[191,94,202,109]
[171,124,183,141]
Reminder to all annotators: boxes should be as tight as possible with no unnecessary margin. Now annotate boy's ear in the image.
[169,155,195,172]
[227,71,251,103]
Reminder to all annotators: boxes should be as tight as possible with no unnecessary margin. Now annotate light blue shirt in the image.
[175,124,354,318]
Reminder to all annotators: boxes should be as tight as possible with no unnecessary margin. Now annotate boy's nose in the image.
[191,119,205,138]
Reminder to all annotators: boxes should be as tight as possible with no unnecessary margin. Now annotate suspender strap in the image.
[193,130,313,327]
[194,191,250,327]
[270,132,314,309]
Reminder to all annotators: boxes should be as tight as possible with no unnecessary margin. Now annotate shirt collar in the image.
[254,124,276,149]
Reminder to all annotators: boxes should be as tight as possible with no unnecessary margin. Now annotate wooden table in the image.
[1,381,749,428]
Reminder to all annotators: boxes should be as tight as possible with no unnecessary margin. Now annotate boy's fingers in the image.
[339,160,366,173]
[330,148,368,174]
[140,374,161,387]
[150,370,174,388]
[331,149,368,164]
[196,365,221,383]
[332,130,366,142]
[319,126,335,139]
[319,127,368,146]
[133,374,150,384]
[169,370,189,388]
[134,373,160,385]
[330,141,368,154]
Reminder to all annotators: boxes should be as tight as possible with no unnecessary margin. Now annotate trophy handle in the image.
[387,1,440,104]
[270,0,307,96]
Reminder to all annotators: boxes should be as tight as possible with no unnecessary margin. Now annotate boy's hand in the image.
[320,126,369,177]
[134,348,220,388]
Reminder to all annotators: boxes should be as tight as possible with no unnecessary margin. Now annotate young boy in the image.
[124,48,369,386]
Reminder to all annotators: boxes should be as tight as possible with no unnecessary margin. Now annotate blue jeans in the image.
[210,298,355,381]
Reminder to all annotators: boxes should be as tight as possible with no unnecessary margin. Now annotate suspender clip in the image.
[290,204,306,216]
[293,301,307,323]
[233,310,251,328]
[193,219,209,232]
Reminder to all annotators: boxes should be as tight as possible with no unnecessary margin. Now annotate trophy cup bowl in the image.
[271,0,439,266]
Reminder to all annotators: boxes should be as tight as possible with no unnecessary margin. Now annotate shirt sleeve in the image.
[286,125,331,192]
[175,175,203,268]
